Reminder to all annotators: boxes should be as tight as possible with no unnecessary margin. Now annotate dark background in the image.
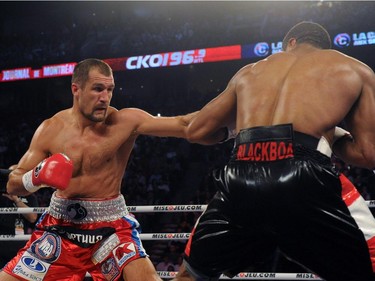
[0,1,374,121]
[0,1,374,276]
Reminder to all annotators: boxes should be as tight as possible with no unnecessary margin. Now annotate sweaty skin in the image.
[187,42,375,169]
[7,68,194,199]
[2,66,196,281]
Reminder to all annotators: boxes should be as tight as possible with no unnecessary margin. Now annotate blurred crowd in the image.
[0,1,373,69]
[1,0,374,274]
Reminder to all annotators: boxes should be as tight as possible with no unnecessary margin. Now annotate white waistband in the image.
[48,192,129,223]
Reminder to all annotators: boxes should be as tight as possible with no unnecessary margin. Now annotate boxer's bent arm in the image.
[7,120,53,195]
[333,137,375,169]
[333,65,375,169]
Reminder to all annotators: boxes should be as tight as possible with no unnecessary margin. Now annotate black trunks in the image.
[183,124,374,281]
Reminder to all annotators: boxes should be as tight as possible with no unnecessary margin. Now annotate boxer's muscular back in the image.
[235,49,367,138]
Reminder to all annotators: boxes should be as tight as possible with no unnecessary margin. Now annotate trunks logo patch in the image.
[67,202,88,220]
[13,252,50,281]
[236,140,294,161]
[21,256,47,273]
[29,232,61,262]
[101,257,120,281]
[113,242,136,267]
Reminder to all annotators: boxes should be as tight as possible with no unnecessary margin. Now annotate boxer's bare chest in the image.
[52,126,127,176]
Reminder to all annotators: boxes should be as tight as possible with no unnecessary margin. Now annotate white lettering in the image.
[353,40,367,46]
[39,240,53,256]
[43,63,75,77]
[353,32,367,41]
[2,68,30,81]
[125,50,205,70]
[139,55,151,68]
[149,54,163,67]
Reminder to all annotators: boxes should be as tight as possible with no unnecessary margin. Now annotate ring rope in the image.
[0,233,191,241]
[1,200,375,215]
[156,272,322,280]
[0,204,207,214]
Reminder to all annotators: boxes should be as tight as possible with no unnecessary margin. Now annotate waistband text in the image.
[236,141,294,161]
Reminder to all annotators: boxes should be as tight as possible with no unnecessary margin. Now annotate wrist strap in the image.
[22,170,41,193]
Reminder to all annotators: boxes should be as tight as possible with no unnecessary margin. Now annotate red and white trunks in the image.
[3,192,148,281]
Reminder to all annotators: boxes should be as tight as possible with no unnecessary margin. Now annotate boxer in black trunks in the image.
[173,21,375,281]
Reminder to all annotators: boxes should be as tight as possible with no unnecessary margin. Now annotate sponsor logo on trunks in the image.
[13,252,50,281]
[101,257,120,281]
[29,232,61,263]
[46,225,115,248]
[113,242,136,267]
[66,232,103,245]
[21,256,47,273]
[92,233,120,265]
[236,141,294,161]
[66,202,88,220]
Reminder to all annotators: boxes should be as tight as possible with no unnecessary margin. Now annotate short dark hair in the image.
[282,21,331,51]
[72,58,113,88]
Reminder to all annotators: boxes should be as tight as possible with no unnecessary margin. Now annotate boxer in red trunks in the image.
[340,173,375,271]
[0,58,195,281]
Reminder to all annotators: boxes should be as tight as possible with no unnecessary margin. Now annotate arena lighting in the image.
[0,29,373,83]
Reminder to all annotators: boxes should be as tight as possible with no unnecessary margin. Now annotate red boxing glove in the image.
[22,153,73,192]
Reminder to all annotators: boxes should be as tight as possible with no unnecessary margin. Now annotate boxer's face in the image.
[76,68,115,122]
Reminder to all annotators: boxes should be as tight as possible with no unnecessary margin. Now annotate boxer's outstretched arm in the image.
[186,78,237,145]
[122,108,198,139]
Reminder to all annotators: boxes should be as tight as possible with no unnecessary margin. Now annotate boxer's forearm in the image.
[333,138,375,170]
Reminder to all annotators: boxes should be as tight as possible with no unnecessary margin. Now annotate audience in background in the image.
[0,1,374,273]
[0,2,371,69]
